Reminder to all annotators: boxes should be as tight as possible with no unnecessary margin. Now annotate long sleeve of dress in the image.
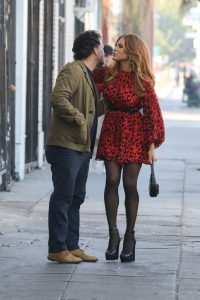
[93,67,108,92]
[143,81,165,148]
[93,67,108,116]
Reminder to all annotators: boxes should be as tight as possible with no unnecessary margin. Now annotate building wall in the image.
[65,0,75,62]
[0,0,16,190]
[0,0,103,190]
[84,0,102,31]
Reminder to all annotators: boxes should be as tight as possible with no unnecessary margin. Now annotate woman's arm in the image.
[148,143,157,164]
[93,66,108,90]
[143,81,165,149]
[93,67,109,116]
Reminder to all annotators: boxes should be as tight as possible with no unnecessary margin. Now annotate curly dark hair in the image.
[72,30,101,60]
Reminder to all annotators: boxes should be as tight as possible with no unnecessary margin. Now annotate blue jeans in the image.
[45,146,91,253]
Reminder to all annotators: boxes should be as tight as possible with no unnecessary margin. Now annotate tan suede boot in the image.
[48,251,82,263]
[69,248,98,262]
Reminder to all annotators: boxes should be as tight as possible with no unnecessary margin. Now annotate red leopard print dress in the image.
[93,67,165,164]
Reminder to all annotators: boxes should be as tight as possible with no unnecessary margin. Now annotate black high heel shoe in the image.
[105,228,121,260]
[120,231,136,263]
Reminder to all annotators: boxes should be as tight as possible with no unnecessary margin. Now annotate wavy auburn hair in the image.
[104,34,155,96]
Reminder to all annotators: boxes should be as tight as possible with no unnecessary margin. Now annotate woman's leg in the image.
[104,161,122,260]
[120,162,142,262]
[104,161,122,230]
[123,162,142,233]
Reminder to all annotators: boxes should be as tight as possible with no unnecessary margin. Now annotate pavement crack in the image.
[175,160,186,300]
[26,189,52,217]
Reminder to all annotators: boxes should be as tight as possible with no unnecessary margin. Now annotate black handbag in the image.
[149,163,159,197]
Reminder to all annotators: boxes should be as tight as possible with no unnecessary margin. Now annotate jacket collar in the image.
[76,60,98,100]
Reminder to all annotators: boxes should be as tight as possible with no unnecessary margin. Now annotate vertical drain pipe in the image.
[37,0,44,168]
[15,0,28,180]
[52,0,59,87]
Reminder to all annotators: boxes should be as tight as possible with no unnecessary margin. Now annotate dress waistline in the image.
[108,103,140,114]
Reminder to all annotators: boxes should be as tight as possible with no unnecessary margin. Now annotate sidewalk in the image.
[0,95,200,300]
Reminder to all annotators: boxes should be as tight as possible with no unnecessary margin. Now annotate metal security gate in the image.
[25,0,39,167]
[0,0,16,191]
[43,0,66,144]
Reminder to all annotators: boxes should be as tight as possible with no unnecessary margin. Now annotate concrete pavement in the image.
[0,86,200,300]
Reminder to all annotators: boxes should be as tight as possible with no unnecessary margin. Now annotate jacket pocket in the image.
[60,119,88,145]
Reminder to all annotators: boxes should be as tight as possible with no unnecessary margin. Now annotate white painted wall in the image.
[84,0,102,32]
[15,0,28,180]
[64,0,75,62]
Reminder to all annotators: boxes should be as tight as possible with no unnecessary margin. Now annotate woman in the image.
[93,34,165,263]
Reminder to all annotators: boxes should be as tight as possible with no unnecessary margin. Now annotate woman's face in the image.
[112,37,129,62]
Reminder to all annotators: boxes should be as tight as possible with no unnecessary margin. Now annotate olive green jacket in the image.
[46,60,106,152]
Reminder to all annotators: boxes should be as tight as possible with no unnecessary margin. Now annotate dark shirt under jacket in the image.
[86,66,98,154]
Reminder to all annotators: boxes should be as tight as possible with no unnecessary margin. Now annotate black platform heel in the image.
[105,228,121,260]
[120,231,136,263]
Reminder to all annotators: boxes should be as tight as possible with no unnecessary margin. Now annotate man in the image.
[103,44,113,67]
[45,30,105,264]
[93,44,113,173]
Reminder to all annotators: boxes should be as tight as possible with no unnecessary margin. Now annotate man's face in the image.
[95,40,104,64]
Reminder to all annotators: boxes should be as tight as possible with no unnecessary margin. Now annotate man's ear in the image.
[93,47,98,55]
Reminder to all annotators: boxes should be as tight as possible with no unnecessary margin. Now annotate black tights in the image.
[104,161,142,233]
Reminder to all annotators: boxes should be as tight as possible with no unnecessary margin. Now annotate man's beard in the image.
[96,59,104,69]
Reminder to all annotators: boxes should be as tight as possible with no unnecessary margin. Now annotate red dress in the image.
[93,67,165,164]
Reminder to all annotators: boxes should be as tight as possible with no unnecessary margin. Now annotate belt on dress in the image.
[108,103,140,114]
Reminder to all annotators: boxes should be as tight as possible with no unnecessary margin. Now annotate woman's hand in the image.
[148,143,157,164]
